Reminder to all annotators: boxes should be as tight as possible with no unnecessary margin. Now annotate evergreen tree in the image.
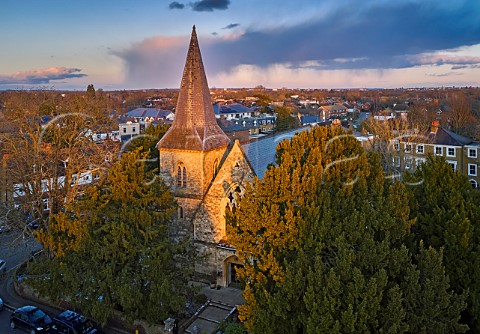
[86,84,96,98]
[227,126,467,333]
[408,155,480,332]
[125,124,170,172]
[275,106,299,131]
[31,149,196,324]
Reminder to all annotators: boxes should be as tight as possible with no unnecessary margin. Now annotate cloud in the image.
[202,0,480,71]
[426,72,463,77]
[169,1,184,9]
[113,0,480,88]
[0,67,87,85]
[223,23,240,30]
[111,36,189,88]
[407,53,480,67]
[191,0,230,12]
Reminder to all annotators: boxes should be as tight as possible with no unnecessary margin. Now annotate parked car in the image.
[10,305,53,333]
[0,296,4,311]
[52,310,101,334]
[0,259,6,274]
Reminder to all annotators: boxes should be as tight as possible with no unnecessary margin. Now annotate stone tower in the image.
[157,26,255,286]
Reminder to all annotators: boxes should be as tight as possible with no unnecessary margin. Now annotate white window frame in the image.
[446,147,456,157]
[468,163,477,176]
[405,143,412,153]
[470,179,478,189]
[393,141,400,151]
[467,148,477,158]
[447,160,457,172]
[415,158,425,167]
[405,158,413,170]
[434,146,443,156]
[416,144,424,154]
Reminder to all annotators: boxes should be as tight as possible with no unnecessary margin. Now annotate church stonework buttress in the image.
[157,26,255,286]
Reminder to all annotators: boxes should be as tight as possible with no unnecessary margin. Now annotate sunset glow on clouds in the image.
[1,0,479,90]
[0,67,86,86]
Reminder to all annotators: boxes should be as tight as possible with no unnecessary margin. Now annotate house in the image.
[392,121,479,188]
[319,104,348,119]
[217,119,250,143]
[213,103,255,120]
[119,121,143,142]
[298,115,322,126]
[121,108,173,123]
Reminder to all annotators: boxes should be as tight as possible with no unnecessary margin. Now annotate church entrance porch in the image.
[223,255,244,288]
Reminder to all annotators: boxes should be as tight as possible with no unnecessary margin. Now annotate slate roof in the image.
[217,119,247,132]
[300,115,321,125]
[213,103,254,115]
[157,26,230,151]
[125,108,171,119]
[430,127,473,146]
[241,127,307,178]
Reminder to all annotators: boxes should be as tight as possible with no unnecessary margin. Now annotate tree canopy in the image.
[30,149,196,325]
[407,156,480,332]
[227,125,468,333]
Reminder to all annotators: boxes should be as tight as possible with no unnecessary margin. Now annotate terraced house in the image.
[393,121,480,188]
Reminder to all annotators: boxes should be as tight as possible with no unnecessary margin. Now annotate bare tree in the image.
[362,116,432,179]
[447,92,474,136]
[0,89,117,231]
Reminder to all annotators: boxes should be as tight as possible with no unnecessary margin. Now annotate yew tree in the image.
[30,149,196,324]
[227,125,467,333]
[408,156,480,332]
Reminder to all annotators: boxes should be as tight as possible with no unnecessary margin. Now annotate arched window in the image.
[178,206,184,219]
[470,179,478,189]
[177,164,187,188]
[182,166,187,187]
[226,186,243,213]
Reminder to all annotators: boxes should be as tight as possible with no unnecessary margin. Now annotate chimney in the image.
[430,121,440,134]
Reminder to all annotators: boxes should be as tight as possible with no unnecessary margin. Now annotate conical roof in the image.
[157,26,230,151]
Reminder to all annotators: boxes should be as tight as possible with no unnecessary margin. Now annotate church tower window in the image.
[177,164,187,188]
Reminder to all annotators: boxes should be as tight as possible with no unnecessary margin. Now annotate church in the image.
[157,26,255,287]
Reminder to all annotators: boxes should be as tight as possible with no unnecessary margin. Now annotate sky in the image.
[1,0,480,90]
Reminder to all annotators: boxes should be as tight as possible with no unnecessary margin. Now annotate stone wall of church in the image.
[170,196,202,241]
[158,149,206,199]
[202,147,229,193]
[195,241,236,284]
[194,141,255,244]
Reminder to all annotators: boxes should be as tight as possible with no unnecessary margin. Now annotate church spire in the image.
[157,26,230,151]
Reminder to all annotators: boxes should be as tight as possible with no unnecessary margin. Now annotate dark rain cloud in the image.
[222,23,240,29]
[0,67,87,85]
[113,0,480,87]
[201,0,480,73]
[169,1,185,10]
[191,0,230,12]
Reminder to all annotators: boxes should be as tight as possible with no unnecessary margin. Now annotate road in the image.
[0,229,132,334]
[0,228,42,273]
[0,228,42,332]
[0,306,13,332]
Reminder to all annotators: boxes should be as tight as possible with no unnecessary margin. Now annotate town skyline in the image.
[1,0,480,91]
